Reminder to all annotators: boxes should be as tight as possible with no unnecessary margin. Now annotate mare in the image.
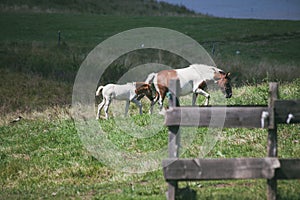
[95,82,155,119]
[145,64,232,113]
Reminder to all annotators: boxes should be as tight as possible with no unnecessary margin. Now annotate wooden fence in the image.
[162,81,300,200]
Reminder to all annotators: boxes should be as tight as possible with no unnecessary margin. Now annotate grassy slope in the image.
[0,0,196,16]
[0,80,299,199]
[0,13,299,84]
[0,11,300,199]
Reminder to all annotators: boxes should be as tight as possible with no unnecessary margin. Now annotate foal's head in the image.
[214,71,232,98]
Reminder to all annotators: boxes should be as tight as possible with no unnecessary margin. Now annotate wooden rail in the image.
[163,158,300,181]
[162,81,300,200]
[165,106,268,128]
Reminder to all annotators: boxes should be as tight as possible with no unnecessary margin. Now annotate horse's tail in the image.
[96,86,104,96]
[145,72,156,84]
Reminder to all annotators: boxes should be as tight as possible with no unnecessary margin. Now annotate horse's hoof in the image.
[158,109,166,115]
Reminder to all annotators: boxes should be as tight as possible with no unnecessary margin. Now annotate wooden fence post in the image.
[58,30,61,46]
[167,79,180,200]
[267,82,278,200]
[162,81,300,199]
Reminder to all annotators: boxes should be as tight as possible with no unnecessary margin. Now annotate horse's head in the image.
[135,83,158,101]
[214,71,232,98]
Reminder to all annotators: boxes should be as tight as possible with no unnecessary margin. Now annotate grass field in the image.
[0,0,196,16]
[1,79,300,199]
[0,12,300,199]
[1,13,300,83]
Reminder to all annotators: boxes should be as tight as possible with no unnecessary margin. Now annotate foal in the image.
[95,82,155,119]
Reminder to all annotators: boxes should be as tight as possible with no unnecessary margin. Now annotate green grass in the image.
[1,11,300,199]
[0,13,299,83]
[0,0,196,16]
[1,78,299,199]
[0,69,72,118]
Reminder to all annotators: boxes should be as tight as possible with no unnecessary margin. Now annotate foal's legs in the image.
[131,98,142,115]
[124,100,130,116]
[96,99,106,120]
[103,98,111,119]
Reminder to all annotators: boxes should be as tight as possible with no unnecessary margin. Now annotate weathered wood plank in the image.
[275,100,300,124]
[164,106,268,128]
[162,158,280,181]
[163,158,300,181]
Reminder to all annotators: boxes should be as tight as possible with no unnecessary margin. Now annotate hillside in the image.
[0,0,197,16]
[0,5,299,199]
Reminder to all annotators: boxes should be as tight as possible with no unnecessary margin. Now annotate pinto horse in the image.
[145,64,232,113]
[95,82,155,119]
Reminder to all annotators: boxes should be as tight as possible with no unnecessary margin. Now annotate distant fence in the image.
[162,81,300,200]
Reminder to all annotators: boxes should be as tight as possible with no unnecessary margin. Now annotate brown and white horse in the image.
[95,82,156,119]
[145,64,232,113]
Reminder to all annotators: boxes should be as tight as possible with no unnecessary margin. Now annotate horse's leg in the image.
[154,84,166,113]
[131,98,142,115]
[103,98,111,119]
[192,93,198,106]
[149,95,159,114]
[158,96,164,111]
[158,92,166,115]
[96,99,106,119]
[194,88,210,106]
[205,95,210,106]
[149,100,155,114]
[124,100,130,117]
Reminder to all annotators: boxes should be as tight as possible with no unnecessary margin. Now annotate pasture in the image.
[0,12,300,199]
[1,13,300,83]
